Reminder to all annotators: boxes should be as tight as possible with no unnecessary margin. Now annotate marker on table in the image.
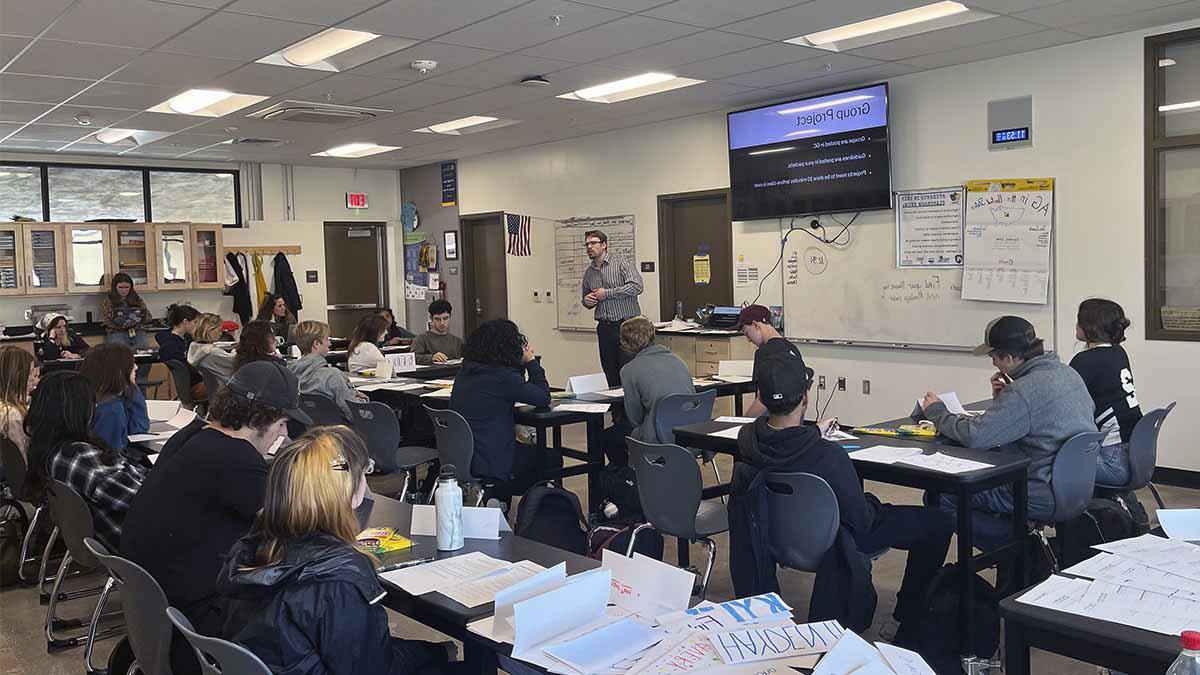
[843,445,862,450]
[376,556,436,574]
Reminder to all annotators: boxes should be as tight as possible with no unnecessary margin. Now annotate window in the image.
[149,171,237,224]
[1147,28,1200,340]
[48,166,145,221]
[0,165,45,221]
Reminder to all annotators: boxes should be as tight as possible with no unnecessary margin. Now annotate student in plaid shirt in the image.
[25,371,145,551]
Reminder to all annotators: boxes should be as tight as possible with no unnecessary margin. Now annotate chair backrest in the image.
[45,479,99,568]
[199,367,226,402]
[1048,431,1107,522]
[0,436,32,501]
[348,401,402,473]
[424,406,479,482]
[299,393,348,427]
[167,607,272,675]
[163,360,195,407]
[762,472,841,572]
[651,390,717,445]
[627,439,704,539]
[1126,402,1176,490]
[84,537,173,675]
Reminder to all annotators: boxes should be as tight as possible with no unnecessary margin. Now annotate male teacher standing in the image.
[581,229,643,386]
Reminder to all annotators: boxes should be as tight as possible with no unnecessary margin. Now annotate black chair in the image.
[763,472,841,572]
[163,359,197,411]
[84,538,173,675]
[625,439,729,599]
[1031,431,1107,571]
[349,400,437,502]
[167,607,272,675]
[43,480,124,667]
[1,437,51,587]
[423,406,492,506]
[650,390,723,491]
[288,393,348,438]
[1096,402,1176,509]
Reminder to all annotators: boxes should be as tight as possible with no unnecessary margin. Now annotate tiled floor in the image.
[2,431,1197,674]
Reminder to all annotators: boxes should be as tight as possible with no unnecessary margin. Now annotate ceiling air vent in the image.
[247,100,392,125]
[231,137,283,145]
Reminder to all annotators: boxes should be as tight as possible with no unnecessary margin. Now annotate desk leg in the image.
[1003,619,1030,675]
[463,641,498,675]
[956,488,977,661]
[734,390,744,417]
[1012,477,1029,590]
[585,416,604,516]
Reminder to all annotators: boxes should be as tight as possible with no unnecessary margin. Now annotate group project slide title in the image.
[728,84,888,151]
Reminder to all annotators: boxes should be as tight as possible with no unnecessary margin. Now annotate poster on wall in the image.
[962,178,1054,304]
[895,187,965,268]
[441,162,457,207]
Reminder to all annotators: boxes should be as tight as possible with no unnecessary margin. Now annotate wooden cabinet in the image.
[153,223,192,290]
[659,332,756,416]
[189,224,224,289]
[0,225,25,296]
[109,223,156,290]
[64,223,112,294]
[22,223,66,295]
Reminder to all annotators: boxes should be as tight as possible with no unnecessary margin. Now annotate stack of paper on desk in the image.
[381,551,513,596]
[357,382,428,393]
[131,407,198,443]
[602,550,694,617]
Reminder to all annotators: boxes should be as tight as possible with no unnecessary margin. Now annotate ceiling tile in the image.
[574,0,674,9]
[419,85,553,116]
[283,73,406,105]
[350,42,503,81]
[147,0,236,8]
[1015,0,1186,28]
[848,16,1044,61]
[674,42,822,80]
[10,123,93,142]
[642,0,805,28]
[0,139,67,150]
[0,73,92,103]
[438,0,625,52]
[189,116,327,140]
[223,0,385,25]
[46,0,212,48]
[542,62,644,92]
[723,52,880,88]
[723,0,936,41]
[340,0,528,40]
[897,28,1082,69]
[110,51,242,86]
[157,11,321,61]
[38,105,137,127]
[1054,1,1200,37]
[141,132,229,148]
[0,100,53,123]
[767,62,919,94]
[520,15,702,62]
[0,0,73,38]
[0,36,33,67]
[964,0,1068,12]
[112,110,208,131]
[203,63,332,96]
[7,40,140,79]
[67,81,181,110]
[594,30,768,70]
[426,53,578,88]
[354,80,479,112]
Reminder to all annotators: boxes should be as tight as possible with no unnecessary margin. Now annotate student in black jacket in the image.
[218,426,454,675]
[732,352,953,646]
[35,314,89,362]
[450,319,555,496]
[156,304,204,397]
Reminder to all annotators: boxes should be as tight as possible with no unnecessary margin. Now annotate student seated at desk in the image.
[379,307,416,345]
[289,320,367,419]
[411,300,464,365]
[736,305,802,418]
[35,313,89,362]
[157,304,205,400]
[920,316,1095,539]
[731,353,953,643]
[604,316,693,465]
[347,314,390,374]
[257,293,296,344]
[188,313,237,382]
[234,320,283,372]
[0,347,38,462]
[451,319,556,498]
[122,361,304,675]
[1071,299,1142,486]
[26,371,146,551]
[81,344,150,451]
[217,426,455,675]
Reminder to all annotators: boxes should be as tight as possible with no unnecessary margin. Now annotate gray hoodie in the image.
[925,351,1096,519]
[619,344,695,442]
[288,353,360,419]
[187,342,235,381]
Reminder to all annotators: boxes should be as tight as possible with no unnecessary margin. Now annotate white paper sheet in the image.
[427,379,456,386]
[811,631,881,675]
[627,629,817,675]
[593,388,626,398]
[1158,509,1200,541]
[163,408,196,429]
[146,400,181,422]
[848,446,923,465]
[146,452,159,465]
[709,620,844,665]
[717,360,754,378]
[708,426,743,440]
[602,550,695,616]
[1092,534,1200,581]
[421,388,453,398]
[470,563,569,644]
[542,616,667,675]
[713,375,751,384]
[440,560,547,608]
[692,379,718,387]
[410,504,510,539]
[380,551,511,596]
[512,568,612,659]
[1017,574,1194,636]
[714,417,756,424]
[824,429,858,441]
[917,392,967,415]
[556,403,612,414]
[1063,552,1200,601]
[896,453,993,474]
[875,643,937,675]
[568,373,610,395]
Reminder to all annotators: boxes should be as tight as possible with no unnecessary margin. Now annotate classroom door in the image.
[461,213,508,336]
[324,222,388,337]
[658,189,733,321]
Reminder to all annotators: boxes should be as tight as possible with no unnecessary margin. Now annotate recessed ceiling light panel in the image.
[148,89,269,117]
[312,142,401,158]
[259,28,416,72]
[557,73,705,104]
[786,1,993,52]
[413,116,520,135]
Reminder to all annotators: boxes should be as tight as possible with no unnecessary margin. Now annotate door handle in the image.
[475,298,482,315]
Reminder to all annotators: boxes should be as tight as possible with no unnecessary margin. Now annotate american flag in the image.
[506,213,531,256]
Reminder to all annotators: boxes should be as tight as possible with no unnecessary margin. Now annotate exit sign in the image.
[346,192,368,209]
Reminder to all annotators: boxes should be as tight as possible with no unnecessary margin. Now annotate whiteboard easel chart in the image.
[554,215,636,331]
[962,178,1054,304]
[895,187,965,268]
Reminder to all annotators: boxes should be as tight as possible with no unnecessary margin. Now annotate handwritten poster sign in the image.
[709,620,845,664]
[962,178,1053,304]
[896,187,964,268]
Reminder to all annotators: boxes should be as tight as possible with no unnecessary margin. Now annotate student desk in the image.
[570,377,758,416]
[358,494,599,675]
[673,416,1030,671]
[40,349,161,373]
[999,592,1179,675]
[323,344,411,365]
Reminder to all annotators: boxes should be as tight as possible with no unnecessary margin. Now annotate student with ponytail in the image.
[1071,298,1143,485]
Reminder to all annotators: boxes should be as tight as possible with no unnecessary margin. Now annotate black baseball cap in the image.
[226,360,312,424]
[973,316,1037,356]
[757,352,814,403]
[735,304,772,329]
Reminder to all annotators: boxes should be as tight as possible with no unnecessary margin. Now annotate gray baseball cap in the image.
[225,360,312,425]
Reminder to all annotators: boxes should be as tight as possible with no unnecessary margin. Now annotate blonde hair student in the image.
[287,321,365,419]
[0,346,38,456]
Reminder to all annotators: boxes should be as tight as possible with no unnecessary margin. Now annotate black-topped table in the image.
[570,377,757,416]
[40,348,161,372]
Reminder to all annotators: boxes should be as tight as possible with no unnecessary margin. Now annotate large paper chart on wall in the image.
[555,215,636,331]
[778,198,1054,350]
[962,178,1054,304]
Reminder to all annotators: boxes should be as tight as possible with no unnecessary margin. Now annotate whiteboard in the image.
[776,198,1055,350]
[554,215,637,331]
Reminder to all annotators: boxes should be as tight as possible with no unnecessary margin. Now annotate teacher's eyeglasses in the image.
[584,240,603,248]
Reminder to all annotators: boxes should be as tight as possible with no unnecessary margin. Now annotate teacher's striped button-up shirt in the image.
[581,255,643,322]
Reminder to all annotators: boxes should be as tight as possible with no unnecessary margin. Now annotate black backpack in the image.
[514,484,588,555]
[597,465,643,521]
[917,563,1001,675]
[1057,495,1143,569]
[587,520,665,561]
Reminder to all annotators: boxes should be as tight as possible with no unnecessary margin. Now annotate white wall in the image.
[459,18,1200,471]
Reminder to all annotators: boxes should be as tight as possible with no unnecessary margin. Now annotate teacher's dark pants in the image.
[596,319,625,387]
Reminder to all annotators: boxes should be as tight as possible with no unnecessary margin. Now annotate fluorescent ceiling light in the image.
[785,129,822,137]
[806,2,968,45]
[0,172,10,177]
[282,28,378,67]
[118,192,141,197]
[1159,100,1200,113]
[776,95,873,116]
[312,143,401,158]
[95,128,137,144]
[413,116,520,135]
[557,72,705,104]
[148,89,269,117]
[747,147,794,156]
[1160,58,1177,67]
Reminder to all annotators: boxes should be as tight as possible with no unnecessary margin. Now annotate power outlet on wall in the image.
[818,375,827,390]
[532,291,541,303]
[862,379,870,395]
[545,290,553,303]
[837,377,846,391]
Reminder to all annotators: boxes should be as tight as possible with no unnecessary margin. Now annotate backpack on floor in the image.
[1057,496,1141,569]
[597,465,643,521]
[514,484,588,555]
[0,496,29,588]
[587,520,665,561]
[917,563,1001,675]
